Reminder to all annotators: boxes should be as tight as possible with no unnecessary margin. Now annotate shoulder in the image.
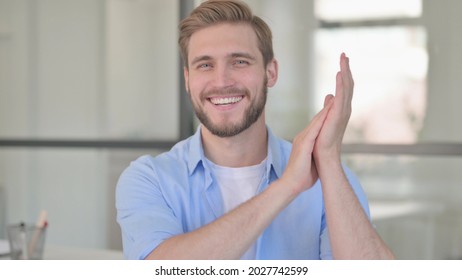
[116,137,195,195]
[122,137,193,177]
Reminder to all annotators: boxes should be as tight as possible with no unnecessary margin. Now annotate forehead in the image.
[188,23,262,63]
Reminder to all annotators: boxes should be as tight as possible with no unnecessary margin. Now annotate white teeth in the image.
[210,96,243,105]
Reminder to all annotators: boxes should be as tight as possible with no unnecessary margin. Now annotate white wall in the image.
[420,0,462,142]
[0,0,178,249]
[106,0,179,140]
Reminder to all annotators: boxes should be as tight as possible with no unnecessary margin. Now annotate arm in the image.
[314,53,394,259]
[148,179,293,259]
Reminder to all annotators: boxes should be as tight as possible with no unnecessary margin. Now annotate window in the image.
[314,0,427,144]
[312,0,462,260]
[315,0,422,21]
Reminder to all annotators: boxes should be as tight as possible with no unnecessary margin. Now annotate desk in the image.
[0,240,123,260]
[0,239,9,259]
[44,245,123,260]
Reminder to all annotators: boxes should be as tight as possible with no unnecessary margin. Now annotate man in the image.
[116,0,394,260]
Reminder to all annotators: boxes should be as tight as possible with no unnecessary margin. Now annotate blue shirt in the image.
[116,127,370,260]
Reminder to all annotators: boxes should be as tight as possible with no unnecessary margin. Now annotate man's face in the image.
[184,23,277,138]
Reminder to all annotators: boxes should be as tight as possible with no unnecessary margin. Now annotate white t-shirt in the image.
[206,158,267,259]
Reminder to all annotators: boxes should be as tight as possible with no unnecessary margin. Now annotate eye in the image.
[234,60,249,66]
[233,59,251,68]
[199,63,211,69]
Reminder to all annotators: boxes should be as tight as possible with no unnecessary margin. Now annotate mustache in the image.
[202,87,249,98]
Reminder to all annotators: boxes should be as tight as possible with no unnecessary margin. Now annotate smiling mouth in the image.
[209,96,243,105]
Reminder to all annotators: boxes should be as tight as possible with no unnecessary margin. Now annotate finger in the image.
[335,70,344,102]
[336,70,353,118]
[337,54,353,112]
[343,55,354,110]
[340,53,349,77]
[340,53,354,100]
[346,56,354,85]
[300,98,334,142]
[324,94,334,108]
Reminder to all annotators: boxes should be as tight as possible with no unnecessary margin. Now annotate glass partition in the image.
[344,153,462,259]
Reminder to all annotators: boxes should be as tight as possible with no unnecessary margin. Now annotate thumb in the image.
[324,94,335,108]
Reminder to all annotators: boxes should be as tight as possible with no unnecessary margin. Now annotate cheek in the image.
[245,75,266,93]
[186,75,199,95]
[187,73,205,91]
[187,81,206,103]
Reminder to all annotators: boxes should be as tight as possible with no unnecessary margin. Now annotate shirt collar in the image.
[266,127,284,179]
[187,126,206,176]
[187,125,284,179]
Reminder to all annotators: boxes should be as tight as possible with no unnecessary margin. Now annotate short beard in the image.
[190,84,267,138]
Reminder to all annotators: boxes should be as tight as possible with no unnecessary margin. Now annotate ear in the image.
[265,59,278,88]
[183,66,190,93]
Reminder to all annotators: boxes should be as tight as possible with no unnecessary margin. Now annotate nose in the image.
[212,64,234,89]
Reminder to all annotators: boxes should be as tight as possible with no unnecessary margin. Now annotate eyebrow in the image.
[190,52,257,66]
[190,55,213,66]
[230,52,257,61]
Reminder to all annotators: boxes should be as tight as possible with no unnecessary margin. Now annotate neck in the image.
[201,118,268,168]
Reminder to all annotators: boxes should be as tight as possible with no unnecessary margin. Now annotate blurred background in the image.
[0,0,461,259]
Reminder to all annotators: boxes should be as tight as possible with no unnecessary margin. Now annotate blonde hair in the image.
[179,0,274,68]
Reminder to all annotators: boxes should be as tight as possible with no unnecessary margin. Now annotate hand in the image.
[280,96,334,194]
[314,53,354,163]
